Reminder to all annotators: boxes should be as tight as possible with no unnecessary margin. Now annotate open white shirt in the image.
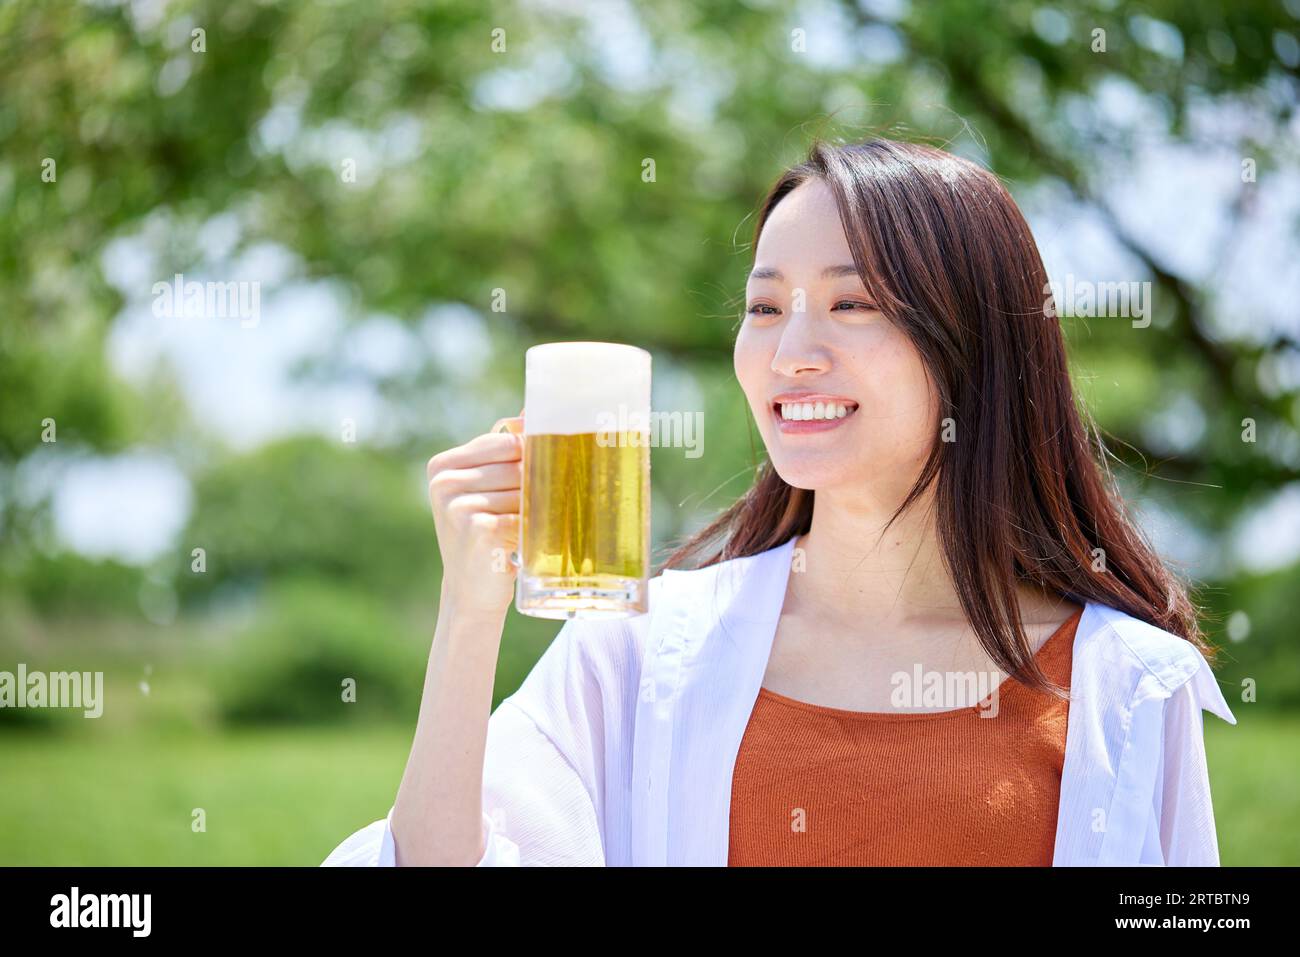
[322,535,1237,866]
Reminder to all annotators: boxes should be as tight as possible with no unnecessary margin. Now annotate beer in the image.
[516,343,651,619]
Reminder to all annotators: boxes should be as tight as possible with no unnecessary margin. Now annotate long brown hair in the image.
[658,137,1217,698]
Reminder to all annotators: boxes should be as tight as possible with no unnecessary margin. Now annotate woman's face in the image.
[734,177,938,498]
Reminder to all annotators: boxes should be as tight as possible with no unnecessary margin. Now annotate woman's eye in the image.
[833,300,877,312]
[746,303,780,316]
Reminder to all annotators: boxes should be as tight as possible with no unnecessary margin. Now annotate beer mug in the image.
[503,342,651,620]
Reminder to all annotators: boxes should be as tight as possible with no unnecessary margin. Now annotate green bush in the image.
[213,576,427,726]
[4,551,146,619]
[177,436,439,609]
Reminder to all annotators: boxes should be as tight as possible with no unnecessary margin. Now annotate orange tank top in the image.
[727,607,1081,866]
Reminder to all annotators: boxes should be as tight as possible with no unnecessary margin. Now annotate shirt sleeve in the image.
[1155,654,1235,866]
[472,697,606,865]
[318,806,507,866]
[321,616,613,867]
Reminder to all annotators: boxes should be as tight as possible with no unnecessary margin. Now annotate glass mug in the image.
[494,342,651,620]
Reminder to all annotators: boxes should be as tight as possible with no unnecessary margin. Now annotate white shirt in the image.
[322,534,1237,866]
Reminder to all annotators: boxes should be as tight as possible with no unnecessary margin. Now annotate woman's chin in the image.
[769,461,856,492]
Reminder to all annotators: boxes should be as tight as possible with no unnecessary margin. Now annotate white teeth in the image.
[779,401,856,421]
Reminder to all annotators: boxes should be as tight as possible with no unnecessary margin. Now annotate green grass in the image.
[1209,712,1300,866]
[0,723,411,866]
[0,710,1293,866]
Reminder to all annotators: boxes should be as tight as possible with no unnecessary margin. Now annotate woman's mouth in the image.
[771,397,859,434]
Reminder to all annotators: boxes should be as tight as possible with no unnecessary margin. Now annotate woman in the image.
[323,138,1236,867]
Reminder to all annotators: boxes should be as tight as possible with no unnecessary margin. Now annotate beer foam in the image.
[524,342,652,435]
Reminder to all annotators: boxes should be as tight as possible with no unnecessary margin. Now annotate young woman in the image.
[323,138,1236,867]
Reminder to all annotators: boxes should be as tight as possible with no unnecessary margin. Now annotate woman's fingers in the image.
[427,461,522,496]
[446,489,521,517]
[491,413,524,437]
[425,413,529,620]
[426,431,521,478]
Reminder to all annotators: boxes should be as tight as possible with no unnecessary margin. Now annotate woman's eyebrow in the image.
[748,264,860,281]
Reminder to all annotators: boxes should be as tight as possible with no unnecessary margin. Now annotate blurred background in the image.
[1,0,1297,865]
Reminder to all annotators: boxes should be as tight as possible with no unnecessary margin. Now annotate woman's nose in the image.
[770,313,831,377]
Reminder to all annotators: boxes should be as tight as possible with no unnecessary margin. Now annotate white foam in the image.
[524,342,651,435]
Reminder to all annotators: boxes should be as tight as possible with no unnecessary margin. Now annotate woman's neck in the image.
[785,485,1067,633]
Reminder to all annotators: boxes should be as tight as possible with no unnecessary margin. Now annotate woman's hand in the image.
[427,411,524,618]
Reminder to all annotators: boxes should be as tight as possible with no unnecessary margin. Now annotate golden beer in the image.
[516,343,651,619]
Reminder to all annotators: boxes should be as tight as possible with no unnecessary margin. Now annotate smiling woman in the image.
[675,138,1222,702]
[324,136,1235,869]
